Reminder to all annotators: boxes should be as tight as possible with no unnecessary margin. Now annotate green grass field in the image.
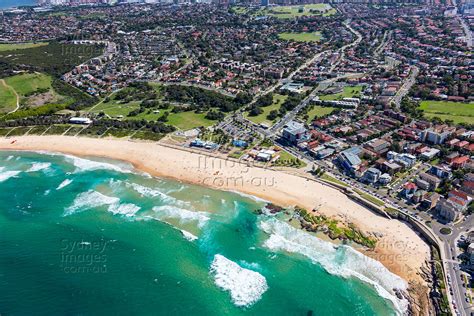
[264,4,335,19]
[419,100,474,124]
[90,98,216,130]
[0,80,17,113]
[245,94,288,125]
[278,32,321,42]
[0,42,48,52]
[319,86,363,101]
[306,105,335,123]
[4,73,53,96]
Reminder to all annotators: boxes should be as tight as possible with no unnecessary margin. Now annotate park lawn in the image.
[306,105,335,123]
[263,4,335,19]
[0,81,17,113]
[319,85,363,101]
[166,110,215,129]
[278,32,321,42]
[0,42,48,52]
[4,73,53,96]
[245,94,288,125]
[90,100,141,118]
[419,100,474,125]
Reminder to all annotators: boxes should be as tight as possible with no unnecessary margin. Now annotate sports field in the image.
[419,100,474,124]
[278,32,322,42]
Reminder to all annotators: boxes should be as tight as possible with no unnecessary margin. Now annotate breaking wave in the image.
[108,203,141,217]
[210,254,268,307]
[65,155,131,173]
[65,190,119,216]
[27,162,51,173]
[181,230,198,241]
[259,218,408,315]
[0,170,21,182]
[56,179,73,190]
[152,205,210,228]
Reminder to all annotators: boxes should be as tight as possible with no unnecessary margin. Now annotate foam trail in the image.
[127,182,189,207]
[0,170,21,182]
[0,167,4,172]
[27,162,51,173]
[152,205,209,228]
[210,254,268,307]
[6,155,14,161]
[34,151,131,174]
[230,190,268,204]
[56,179,73,190]
[259,218,408,315]
[65,190,119,216]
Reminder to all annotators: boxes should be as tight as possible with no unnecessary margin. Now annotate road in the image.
[433,216,474,316]
[391,65,419,107]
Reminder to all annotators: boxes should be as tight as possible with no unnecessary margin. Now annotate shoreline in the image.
[0,135,432,312]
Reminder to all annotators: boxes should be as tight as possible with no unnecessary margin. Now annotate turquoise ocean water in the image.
[0,151,406,315]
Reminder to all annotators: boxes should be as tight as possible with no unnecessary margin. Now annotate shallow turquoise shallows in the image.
[0,151,404,315]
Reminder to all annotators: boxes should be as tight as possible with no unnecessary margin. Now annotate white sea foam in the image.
[230,190,268,204]
[26,162,51,173]
[108,203,141,217]
[0,170,21,182]
[210,254,268,307]
[65,190,119,216]
[128,182,189,207]
[0,167,4,172]
[56,179,73,190]
[65,155,131,173]
[259,218,408,315]
[6,155,14,161]
[181,230,198,241]
[152,205,210,228]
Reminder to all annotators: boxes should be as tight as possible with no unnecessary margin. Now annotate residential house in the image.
[419,172,441,190]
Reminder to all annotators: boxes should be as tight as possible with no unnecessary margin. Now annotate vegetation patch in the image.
[295,207,377,248]
[354,189,385,207]
[439,227,452,235]
[0,42,103,77]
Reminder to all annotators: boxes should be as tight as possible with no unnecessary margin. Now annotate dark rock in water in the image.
[265,203,283,214]
[307,310,314,316]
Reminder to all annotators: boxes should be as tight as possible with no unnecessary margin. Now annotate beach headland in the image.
[0,135,433,314]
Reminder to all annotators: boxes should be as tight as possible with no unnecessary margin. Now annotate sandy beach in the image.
[1,135,431,305]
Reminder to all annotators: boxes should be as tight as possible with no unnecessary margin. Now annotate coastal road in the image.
[435,218,474,316]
